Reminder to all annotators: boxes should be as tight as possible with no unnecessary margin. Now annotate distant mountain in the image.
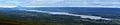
[19,7,120,14]
[16,7,120,19]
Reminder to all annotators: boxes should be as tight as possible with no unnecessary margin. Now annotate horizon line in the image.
[0,6,120,8]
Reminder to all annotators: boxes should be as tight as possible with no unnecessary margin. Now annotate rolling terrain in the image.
[0,7,120,25]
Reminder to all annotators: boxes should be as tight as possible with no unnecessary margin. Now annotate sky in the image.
[0,0,120,8]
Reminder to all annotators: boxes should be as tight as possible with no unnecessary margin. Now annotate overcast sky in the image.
[0,0,120,8]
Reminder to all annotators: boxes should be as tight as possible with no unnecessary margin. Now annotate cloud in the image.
[0,0,120,8]
[0,5,15,8]
[18,9,112,20]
